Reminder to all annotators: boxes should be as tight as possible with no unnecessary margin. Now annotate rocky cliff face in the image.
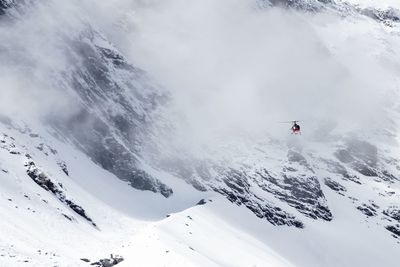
[1,0,173,197]
[0,0,12,15]
[146,132,400,234]
[261,0,400,25]
[47,30,173,197]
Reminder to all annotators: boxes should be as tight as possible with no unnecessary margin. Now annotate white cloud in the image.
[0,0,398,155]
[108,0,398,150]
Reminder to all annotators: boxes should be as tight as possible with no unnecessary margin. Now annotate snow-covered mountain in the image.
[0,0,399,266]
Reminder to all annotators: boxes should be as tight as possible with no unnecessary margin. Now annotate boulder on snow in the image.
[90,254,124,267]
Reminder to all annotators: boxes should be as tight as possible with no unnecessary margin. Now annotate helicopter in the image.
[280,120,301,135]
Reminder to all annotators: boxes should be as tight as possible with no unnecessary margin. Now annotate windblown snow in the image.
[0,0,399,266]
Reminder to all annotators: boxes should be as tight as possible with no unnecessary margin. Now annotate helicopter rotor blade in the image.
[278,120,301,123]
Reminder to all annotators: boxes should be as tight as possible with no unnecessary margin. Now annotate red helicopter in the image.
[280,120,301,134]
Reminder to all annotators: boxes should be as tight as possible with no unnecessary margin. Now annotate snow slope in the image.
[1,119,399,266]
[119,193,400,267]
[0,122,298,267]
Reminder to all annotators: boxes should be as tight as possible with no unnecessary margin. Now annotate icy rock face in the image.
[385,225,400,238]
[255,171,332,221]
[361,7,400,23]
[335,139,398,183]
[1,1,172,197]
[384,207,400,222]
[324,178,347,194]
[262,0,400,25]
[384,207,400,238]
[0,0,12,15]
[49,32,173,197]
[266,0,329,11]
[91,254,124,267]
[148,130,399,233]
[212,168,305,227]
[209,150,332,227]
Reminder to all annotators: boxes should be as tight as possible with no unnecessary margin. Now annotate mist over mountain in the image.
[0,0,399,266]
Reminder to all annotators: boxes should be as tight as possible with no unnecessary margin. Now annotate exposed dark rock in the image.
[80,258,90,263]
[245,199,304,228]
[9,149,20,155]
[324,178,346,193]
[369,201,380,209]
[266,0,327,12]
[383,207,400,223]
[213,186,304,227]
[222,169,251,196]
[91,254,124,267]
[357,204,377,217]
[0,0,12,16]
[57,161,69,176]
[333,141,398,183]
[208,160,333,226]
[36,143,46,154]
[379,170,399,183]
[386,191,396,196]
[49,146,58,155]
[361,7,400,24]
[196,199,207,205]
[352,161,378,177]
[264,0,400,26]
[255,169,332,221]
[283,166,297,172]
[385,225,400,238]
[334,139,382,179]
[56,107,172,197]
[62,214,73,221]
[212,168,304,227]
[97,47,131,69]
[25,157,96,226]
[129,170,173,198]
[65,200,96,226]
